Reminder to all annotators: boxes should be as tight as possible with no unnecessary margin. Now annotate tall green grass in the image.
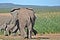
[34,12,60,34]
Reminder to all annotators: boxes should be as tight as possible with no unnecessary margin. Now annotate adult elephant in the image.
[10,8,37,38]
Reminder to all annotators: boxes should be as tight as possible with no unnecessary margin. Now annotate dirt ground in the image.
[0,13,60,40]
[0,34,60,40]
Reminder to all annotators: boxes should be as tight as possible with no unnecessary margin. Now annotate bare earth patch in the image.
[0,34,60,40]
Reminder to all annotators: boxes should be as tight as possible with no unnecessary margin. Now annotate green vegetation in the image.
[0,30,4,35]
[34,10,60,34]
[0,8,60,35]
[0,8,11,13]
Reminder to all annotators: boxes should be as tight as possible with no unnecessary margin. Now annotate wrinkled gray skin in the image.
[0,14,20,36]
[10,8,37,38]
[0,23,7,35]
[6,18,20,36]
[0,16,12,35]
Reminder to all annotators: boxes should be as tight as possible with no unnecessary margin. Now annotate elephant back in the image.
[0,13,13,26]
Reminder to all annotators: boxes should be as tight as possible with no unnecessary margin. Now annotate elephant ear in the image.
[26,8,35,13]
[26,8,33,11]
[10,8,20,12]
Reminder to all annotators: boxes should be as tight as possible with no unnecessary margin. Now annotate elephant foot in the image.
[22,35,27,39]
[11,33,17,36]
[28,37,32,39]
[4,34,9,36]
[25,36,29,39]
[18,34,21,36]
[20,34,27,39]
[4,31,9,36]
[26,35,32,39]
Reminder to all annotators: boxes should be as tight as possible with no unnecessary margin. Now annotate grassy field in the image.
[0,12,60,40]
[0,8,60,35]
[34,11,60,34]
[0,9,60,40]
[0,8,11,13]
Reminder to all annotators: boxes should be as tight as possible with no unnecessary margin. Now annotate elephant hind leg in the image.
[4,30,8,36]
[28,23,32,39]
[20,25,27,38]
[5,29,11,36]
[32,22,37,35]
[32,28,37,35]
[4,30,10,36]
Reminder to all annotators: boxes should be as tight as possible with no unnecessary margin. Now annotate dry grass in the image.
[36,12,60,19]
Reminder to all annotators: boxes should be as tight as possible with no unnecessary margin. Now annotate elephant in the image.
[0,23,7,35]
[0,15,12,35]
[6,19,20,36]
[0,14,20,36]
[10,8,37,38]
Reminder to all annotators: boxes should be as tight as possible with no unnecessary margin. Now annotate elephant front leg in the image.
[5,27,11,36]
[4,30,9,36]
[32,28,37,35]
[4,30,7,36]
[17,29,20,35]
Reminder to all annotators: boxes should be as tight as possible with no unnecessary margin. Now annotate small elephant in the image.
[6,19,20,36]
[0,16,12,36]
[10,8,37,38]
[0,14,20,36]
[0,23,7,35]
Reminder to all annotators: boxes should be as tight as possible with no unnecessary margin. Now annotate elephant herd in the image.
[0,8,37,39]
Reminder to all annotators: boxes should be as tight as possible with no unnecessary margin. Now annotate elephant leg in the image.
[32,23,37,35]
[28,23,32,39]
[19,24,27,38]
[4,30,6,36]
[20,27,26,38]
[11,25,18,36]
[4,30,8,36]
[32,28,37,35]
[6,24,13,36]
[12,26,20,36]
[16,20,20,35]
[17,29,20,35]
[4,25,10,36]
[5,28,10,36]
[32,22,37,35]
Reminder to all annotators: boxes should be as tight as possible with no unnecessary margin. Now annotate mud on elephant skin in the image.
[10,8,37,38]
